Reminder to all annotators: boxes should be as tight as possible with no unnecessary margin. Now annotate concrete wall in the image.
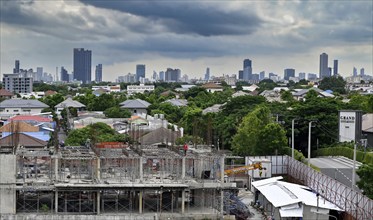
[0,154,16,214]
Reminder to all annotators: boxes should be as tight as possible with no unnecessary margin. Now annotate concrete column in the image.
[139,157,143,182]
[182,157,186,181]
[97,191,100,215]
[220,156,225,183]
[55,190,58,213]
[220,189,224,216]
[54,156,59,181]
[139,191,143,214]
[181,190,185,214]
[96,158,101,181]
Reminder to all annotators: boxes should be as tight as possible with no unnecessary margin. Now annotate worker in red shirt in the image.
[183,143,188,156]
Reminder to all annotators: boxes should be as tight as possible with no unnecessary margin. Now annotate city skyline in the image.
[0,1,372,81]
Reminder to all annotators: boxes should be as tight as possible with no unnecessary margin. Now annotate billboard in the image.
[339,110,362,142]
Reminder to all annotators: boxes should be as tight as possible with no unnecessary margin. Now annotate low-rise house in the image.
[201,83,223,93]
[202,104,224,114]
[242,84,259,92]
[127,84,155,95]
[93,88,109,96]
[55,97,86,114]
[44,90,57,96]
[120,99,151,115]
[163,98,188,107]
[0,99,49,118]
[292,87,334,101]
[175,85,196,92]
[0,89,14,100]
[0,120,52,142]
[260,90,282,102]
[232,91,250,98]
[0,133,48,153]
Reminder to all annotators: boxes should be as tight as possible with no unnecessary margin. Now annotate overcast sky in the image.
[1,0,372,81]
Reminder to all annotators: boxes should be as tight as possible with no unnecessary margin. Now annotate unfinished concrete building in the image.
[0,144,239,219]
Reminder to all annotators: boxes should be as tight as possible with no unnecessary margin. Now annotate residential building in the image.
[120,99,151,115]
[36,67,43,82]
[238,70,243,80]
[159,71,165,81]
[136,64,145,82]
[95,64,103,82]
[292,87,334,101]
[360,68,365,76]
[2,73,33,94]
[319,53,329,79]
[117,73,136,83]
[308,73,317,80]
[61,66,69,82]
[0,89,14,100]
[0,99,49,118]
[152,71,158,81]
[333,60,338,75]
[284,69,295,81]
[259,71,265,80]
[127,84,155,95]
[55,98,86,114]
[73,48,92,84]
[163,98,188,107]
[201,82,223,93]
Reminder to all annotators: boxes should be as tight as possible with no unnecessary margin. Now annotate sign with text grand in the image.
[338,110,362,143]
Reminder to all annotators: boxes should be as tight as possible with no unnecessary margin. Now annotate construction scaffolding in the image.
[5,145,237,218]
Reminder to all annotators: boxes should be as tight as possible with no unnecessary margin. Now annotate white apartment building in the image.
[2,73,33,94]
[127,84,155,95]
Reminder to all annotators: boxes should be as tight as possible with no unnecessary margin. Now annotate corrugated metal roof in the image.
[164,99,188,107]
[120,99,150,109]
[0,99,49,108]
[55,97,86,108]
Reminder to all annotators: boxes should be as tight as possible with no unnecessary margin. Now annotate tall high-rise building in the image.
[319,53,329,79]
[136,64,145,82]
[165,68,181,82]
[73,48,92,84]
[333,60,338,76]
[259,71,265,80]
[360,68,365,76]
[353,67,358,76]
[152,71,158,81]
[95,64,102,82]
[13,60,20,73]
[204,68,210,80]
[238,70,243,80]
[284,68,295,80]
[36,67,43,82]
[243,59,252,81]
[159,71,165,81]
[299,72,306,80]
[61,67,69,82]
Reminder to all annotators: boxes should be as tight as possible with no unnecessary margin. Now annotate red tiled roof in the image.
[201,83,223,89]
[0,89,13,96]
[9,115,52,122]
[45,90,57,96]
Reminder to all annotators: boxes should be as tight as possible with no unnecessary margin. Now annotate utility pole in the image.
[291,119,296,159]
[352,142,357,190]
[308,121,314,166]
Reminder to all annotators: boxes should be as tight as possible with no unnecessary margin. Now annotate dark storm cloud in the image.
[79,0,262,36]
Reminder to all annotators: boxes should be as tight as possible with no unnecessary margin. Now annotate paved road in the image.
[309,157,361,192]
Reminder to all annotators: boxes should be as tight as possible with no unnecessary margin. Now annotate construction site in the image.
[0,143,247,220]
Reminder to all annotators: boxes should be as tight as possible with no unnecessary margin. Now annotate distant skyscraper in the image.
[238,70,243,80]
[319,53,329,78]
[360,68,365,76]
[259,71,265,80]
[165,68,181,82]
[284,68,295,80]
[269,72,276,78]
[13,60,20,73]
[243,59,252,81]
[353,67,358,76]
[73,48,92,84]
[204,68,210,80]
[333,60,338,76]
[152,71,158,81]
[95,64,102,82]
[36,67,43,82]
[159,71,165,81]
[308,73,317,80]
[136,64,145,82]
[61,66,69,82]
[299,72,306,80]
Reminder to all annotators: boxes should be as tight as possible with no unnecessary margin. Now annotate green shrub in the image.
[314,147,373,165]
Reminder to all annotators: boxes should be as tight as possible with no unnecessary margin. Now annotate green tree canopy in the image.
[318,76,346,94]
[232,105,287,156]
[65,122,129,146]
[357,164,373,199]
[104,107,131,118]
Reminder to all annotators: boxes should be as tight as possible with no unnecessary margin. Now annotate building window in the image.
[13,110,19,112]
